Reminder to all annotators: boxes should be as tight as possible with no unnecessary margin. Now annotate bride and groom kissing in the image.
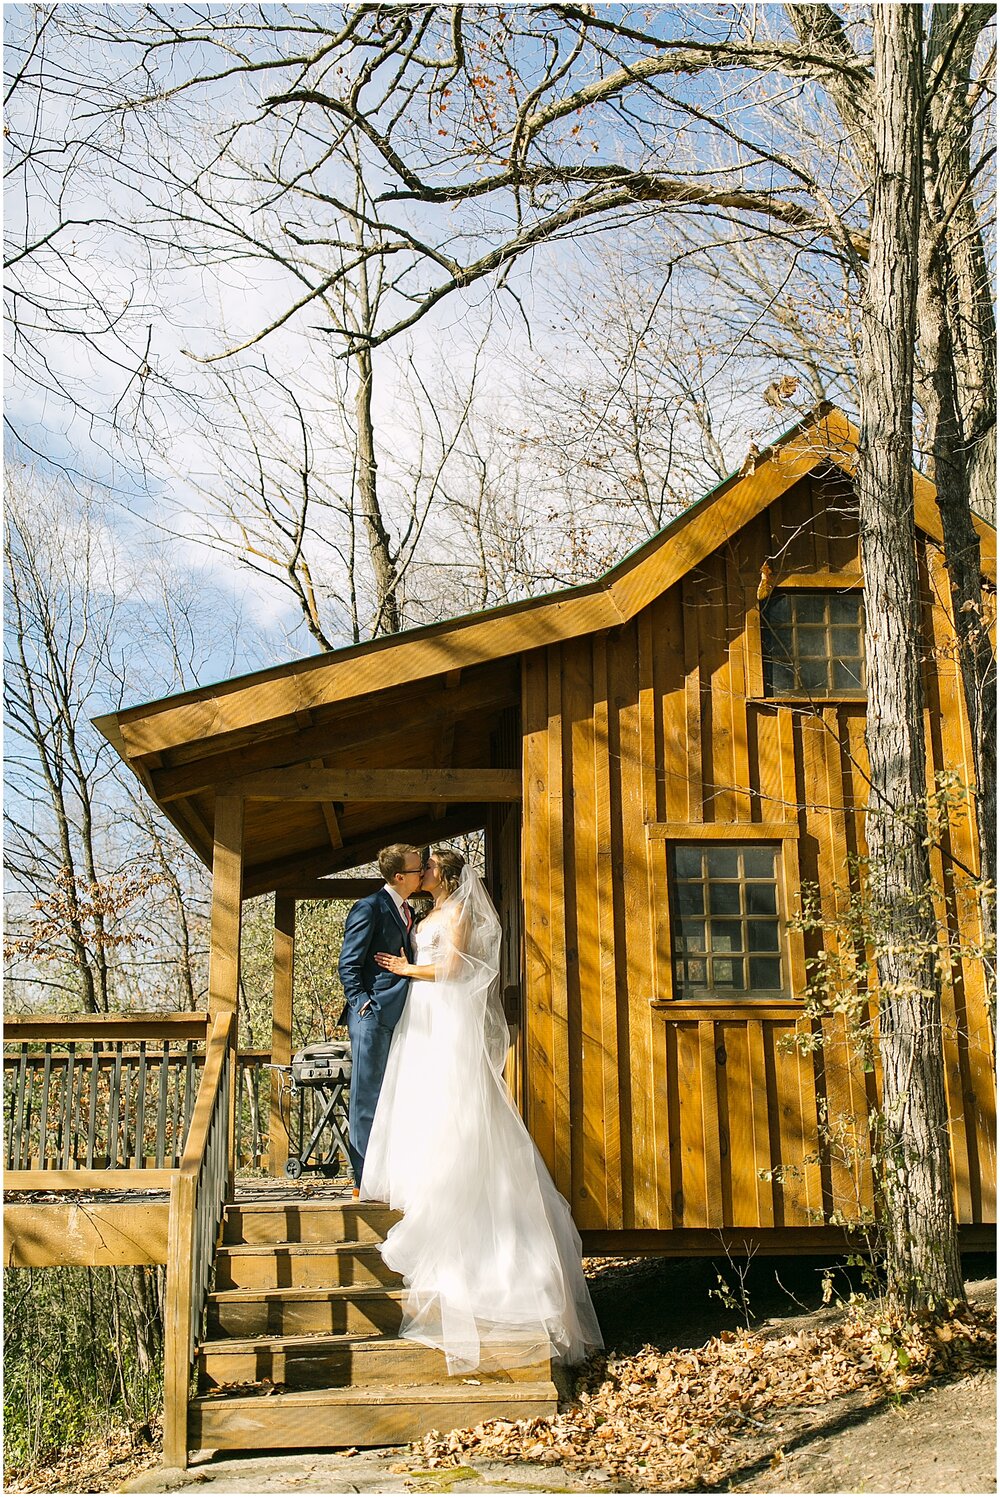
[337,843,602,1374]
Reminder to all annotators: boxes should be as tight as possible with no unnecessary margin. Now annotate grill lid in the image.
[291,1039,352,1084]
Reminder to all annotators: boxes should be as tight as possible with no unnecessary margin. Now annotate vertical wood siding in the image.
[521,472,995,1234]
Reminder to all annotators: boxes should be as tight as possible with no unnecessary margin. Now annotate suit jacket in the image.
[337,887,414,1029]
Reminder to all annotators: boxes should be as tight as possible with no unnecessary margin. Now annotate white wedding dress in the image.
[360,871,603,1374]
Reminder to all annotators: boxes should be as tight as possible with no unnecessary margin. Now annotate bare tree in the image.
[852,4,964,1308]
[2,471,245,1016]
[4,473,125,1010]
[917,7,997,1015]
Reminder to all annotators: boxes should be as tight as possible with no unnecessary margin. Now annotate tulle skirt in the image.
[360,976,604,1374]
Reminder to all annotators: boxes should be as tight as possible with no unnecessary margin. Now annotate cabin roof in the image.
[94,403,996,893]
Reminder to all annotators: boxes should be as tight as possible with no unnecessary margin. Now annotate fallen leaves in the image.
[203,1376,286,1398]
[408,1302,996,1493]
[4,1420,162,1494]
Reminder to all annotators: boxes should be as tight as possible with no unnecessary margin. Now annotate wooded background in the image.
[4,2,995,1476]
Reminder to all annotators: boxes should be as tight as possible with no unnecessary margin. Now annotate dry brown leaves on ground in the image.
[4,1422,161,1495]
[408,1304,996,1492]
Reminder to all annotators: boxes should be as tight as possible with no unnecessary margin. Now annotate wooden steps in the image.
[214,1242,403,1290]
[208,1283,408,1337]
[222,1200,401,1245]
[190,1379,559,1450]
[191,1196,559,1453]
[198,1331,550,1390]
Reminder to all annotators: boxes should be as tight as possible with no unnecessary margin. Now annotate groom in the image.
[338,843,424,1192]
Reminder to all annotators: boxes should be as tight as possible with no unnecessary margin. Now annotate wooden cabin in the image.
[5,403,995,1463]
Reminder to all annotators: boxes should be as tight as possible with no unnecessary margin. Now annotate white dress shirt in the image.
[383,883,411,929]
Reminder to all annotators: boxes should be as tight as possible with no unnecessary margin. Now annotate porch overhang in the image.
[96,657,523,895]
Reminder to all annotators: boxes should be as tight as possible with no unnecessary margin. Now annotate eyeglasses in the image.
[402,865,425,875]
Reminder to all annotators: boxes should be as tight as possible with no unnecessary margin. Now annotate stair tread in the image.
[226,1200,397,1213]
[209,1285,405,1302]
[217,1242,387,1256]
[200,1330,387,1353]
[198,1330,547,1359]
[191,1379,557,1408]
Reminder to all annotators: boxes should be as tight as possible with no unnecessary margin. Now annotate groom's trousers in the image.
[345,1002,395,1186]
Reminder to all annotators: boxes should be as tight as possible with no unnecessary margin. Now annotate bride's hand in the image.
[375,947,411,976]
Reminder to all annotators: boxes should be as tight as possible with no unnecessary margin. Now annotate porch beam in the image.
[207,795,244,1200]
[310,760,344,850]
[217,768,520,802]
[433,672,460,821]
[243,809,480,899]
[266,879,382,901]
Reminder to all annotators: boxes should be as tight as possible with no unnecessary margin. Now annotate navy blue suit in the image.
[337,887,414,1184]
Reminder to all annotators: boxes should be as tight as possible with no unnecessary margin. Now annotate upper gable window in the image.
[762,590,866,697]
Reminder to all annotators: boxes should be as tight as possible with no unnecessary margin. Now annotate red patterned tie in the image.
[404,902,412,933]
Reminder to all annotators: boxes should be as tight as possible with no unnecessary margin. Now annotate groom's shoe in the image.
[352,1187,360,1200]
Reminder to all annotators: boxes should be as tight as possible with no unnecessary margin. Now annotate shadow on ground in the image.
[585,1248,996,1355]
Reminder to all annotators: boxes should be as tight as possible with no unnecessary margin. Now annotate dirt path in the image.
[739,1364,996,1494]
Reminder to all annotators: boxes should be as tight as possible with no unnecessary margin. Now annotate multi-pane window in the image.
[670,844,784,998]
[762,590,865,696]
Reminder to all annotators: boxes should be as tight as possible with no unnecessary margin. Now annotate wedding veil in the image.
[434,863,510,1076]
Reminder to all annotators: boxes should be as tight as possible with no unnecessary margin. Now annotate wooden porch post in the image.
[164,795,242,1471]
[207,795,244,1194]
[269,895,295,1175]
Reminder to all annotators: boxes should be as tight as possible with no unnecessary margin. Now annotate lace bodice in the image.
[413,918,444,962]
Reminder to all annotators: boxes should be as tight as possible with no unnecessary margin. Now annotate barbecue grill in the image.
[272,1040,352,1180]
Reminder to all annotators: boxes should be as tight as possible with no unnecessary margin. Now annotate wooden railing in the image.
[162,1011,233,1468]
[3,1014,355,1466]
[4,1022,351,1185]
[4,1015,208,1190]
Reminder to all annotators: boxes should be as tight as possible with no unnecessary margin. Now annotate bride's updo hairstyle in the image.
[433,846,465,897]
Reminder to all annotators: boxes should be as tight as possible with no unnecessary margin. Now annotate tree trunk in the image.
[354,341,401,636]
[353,249,400,637]
[855,4,964,1311]
[924,6,996,528]
[918,5,997,1026]
[916,221,997,1029]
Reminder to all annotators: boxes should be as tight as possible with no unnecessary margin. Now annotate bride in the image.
[361,845,603,1375]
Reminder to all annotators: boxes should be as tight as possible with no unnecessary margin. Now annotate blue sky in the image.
[4,3,865,702]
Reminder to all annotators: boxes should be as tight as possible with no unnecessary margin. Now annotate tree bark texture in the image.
[924,5,997,528]
[855,4,965,1311]
[918,5,997,1023]
[917,219,997,1026]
